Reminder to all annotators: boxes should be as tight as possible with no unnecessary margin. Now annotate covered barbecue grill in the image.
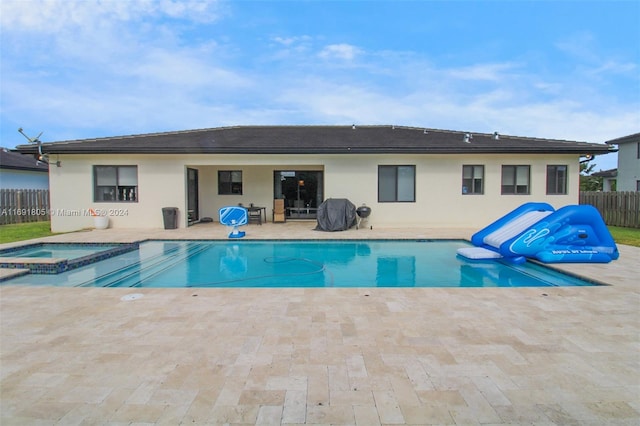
[314,198,357,232]
[356,204,371,229]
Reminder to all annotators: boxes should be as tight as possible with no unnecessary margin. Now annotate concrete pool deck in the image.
[1,222,638,425]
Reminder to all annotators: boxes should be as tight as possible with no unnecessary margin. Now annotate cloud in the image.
[554,32,599,62]
[128,48,250,91]
[1,3,637,162]
[0,0,222,33]
[271,35,312,47]
[589,60,637,77]
[318,44,362,61]
[446,62,520,82]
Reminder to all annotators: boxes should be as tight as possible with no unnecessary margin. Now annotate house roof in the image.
[605,132,640,146]
[14,125,614,156]
[592,168,618,178]
[0,148,49,172]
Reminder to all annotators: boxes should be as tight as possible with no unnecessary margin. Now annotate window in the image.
[637,142,639,159]
[94,166,138,202]
[546,165,568,194]
[462,165,484,194]
[218,170,243,195]
[501,165,530,194]
[378,165,415,202]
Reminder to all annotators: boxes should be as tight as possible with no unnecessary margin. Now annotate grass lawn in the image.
[0,221,56,244]
[608,226,640,247]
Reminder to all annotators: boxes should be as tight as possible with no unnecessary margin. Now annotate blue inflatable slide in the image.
[457,202,619,264]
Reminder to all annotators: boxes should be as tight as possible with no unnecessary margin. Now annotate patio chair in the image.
[273,199,286,223]
[248,205,262,225]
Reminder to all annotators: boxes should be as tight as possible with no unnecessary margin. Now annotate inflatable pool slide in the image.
[457,202,619,263]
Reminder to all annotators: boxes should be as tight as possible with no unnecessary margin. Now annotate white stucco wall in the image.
[49,153,579,232]
[50,154,185,231]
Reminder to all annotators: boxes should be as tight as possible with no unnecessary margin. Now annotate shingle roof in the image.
[14,125,613,155]
[592,169,617,178]
[605,132,640,146]
[0,148,49,172]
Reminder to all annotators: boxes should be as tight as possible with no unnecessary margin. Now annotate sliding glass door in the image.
[274,171,323,219]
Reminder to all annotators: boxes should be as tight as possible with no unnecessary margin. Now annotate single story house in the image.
[0,148,49,190]
[592,169,618,192]
[605,133,640,192]
[15,125,614,232]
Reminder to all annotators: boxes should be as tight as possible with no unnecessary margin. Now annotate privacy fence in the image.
[0,189,50,225]
[580,191,640,228]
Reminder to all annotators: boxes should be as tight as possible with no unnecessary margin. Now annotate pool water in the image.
[0,243,122,260]
[2,240,596,288]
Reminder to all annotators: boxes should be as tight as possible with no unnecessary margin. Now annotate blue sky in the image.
[1,0,638,171]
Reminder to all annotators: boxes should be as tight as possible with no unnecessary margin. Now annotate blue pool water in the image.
[1,240,596,288]
[0,243,122,260]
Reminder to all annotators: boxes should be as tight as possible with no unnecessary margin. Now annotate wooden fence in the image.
[580,191,640,228]
[0,189,50,225]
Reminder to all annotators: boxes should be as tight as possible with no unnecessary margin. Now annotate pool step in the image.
[78,243,212,288]
[0,268,31,282]
[114,243,213,287]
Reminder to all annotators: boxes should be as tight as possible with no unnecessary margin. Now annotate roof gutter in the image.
[14,146,614,155]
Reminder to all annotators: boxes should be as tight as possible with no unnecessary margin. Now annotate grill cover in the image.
[314,198,357,232]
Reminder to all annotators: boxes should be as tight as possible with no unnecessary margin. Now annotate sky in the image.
[1,0,639,171]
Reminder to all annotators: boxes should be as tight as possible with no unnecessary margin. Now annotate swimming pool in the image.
[1,240,596,287]
[0,242,139,275]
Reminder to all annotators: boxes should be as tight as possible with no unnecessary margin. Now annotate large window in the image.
[501,165,530,194]
[378,165,415,202]
[218,170,243,195]
[462,165,484,194]
[546,165,568,194]
[94,166,138,202]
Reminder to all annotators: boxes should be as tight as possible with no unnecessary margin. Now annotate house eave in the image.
[0,165,49,172]
[605,132,640,145]
[15,145,613,155]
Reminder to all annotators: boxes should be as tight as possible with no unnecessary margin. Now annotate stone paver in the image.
[1,222,638,425]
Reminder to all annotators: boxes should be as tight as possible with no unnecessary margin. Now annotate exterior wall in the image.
[0,169,49,190]
[324,153,578,227]
[616,141,640,191]
[49,153,580,232]
[602,178,616,192]
[50,154,185,232]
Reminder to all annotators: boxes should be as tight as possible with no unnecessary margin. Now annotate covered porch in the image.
[185,164,324,226]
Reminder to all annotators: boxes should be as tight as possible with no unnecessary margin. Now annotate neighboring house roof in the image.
[14,125,614,155]
[605,132,640,145]
[592,168,618,178]
[0,148,49,172]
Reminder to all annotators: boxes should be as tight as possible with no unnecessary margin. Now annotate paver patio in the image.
[1,222,638,425]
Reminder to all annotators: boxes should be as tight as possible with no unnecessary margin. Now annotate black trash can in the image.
[162,207,178,229]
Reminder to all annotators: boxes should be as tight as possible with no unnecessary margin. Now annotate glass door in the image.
[274,170,323,219]
[187,168,199,224]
